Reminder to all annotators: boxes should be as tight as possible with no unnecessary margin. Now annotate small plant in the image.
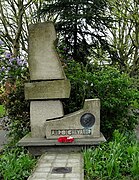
[0,146,36,180]
[84,130,139,180]
[0,105,5,118]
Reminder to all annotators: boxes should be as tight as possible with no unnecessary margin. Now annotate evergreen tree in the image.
[39,0,111,64]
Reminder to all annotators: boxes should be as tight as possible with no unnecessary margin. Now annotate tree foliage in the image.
[107,0,139,77]
[39,0,111,64]
[0,0,47,57]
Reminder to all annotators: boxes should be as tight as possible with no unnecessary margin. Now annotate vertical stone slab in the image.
[84,99,100,137]
[30,101,64,138]
[28,22,66,80]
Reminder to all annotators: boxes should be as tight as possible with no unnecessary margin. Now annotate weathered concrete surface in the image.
[25,80,71,100]
[30,101,64,138]
[19,132,106,155]
[45,99,100,139]
[19,132,105,146]
[28,152,84,180]
[20,21,106,156]
[28,22,66,80]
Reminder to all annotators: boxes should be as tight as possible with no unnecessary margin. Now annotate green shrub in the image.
[0,46,30,140]
[64,60,87,113]
[64,60,139,138]
[89,67,138,138]
[0,105,5,118]
[3,82,30,140]
[0,146,36,180]
[84,130,139,180]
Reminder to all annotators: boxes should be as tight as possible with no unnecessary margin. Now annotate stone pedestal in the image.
[26,22,68,138]
[30,101,64,137]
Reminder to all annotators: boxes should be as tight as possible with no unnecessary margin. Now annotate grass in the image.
[0,105,5,117]
[83,130,139,180]
[0,146,37,180]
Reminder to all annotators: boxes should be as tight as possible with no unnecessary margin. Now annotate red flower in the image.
[58,136,74,143]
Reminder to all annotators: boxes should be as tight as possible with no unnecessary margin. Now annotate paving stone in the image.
[68,159,80,162]
[30,172,47,178]
[43,155,56,160]
[32,179,46,180]
[65,173,81,178]
[47,174,65,178]
[28,152,84,180]
[38,163,53,168]
[64,178,82,180]
[56,154,69,159]
[53,162,67,166]
[47,176,65,180]
[36,167,51,173]
[55,158,67,162]
[33,179,46,180]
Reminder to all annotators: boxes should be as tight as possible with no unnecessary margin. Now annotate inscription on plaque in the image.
[51,129,92,136]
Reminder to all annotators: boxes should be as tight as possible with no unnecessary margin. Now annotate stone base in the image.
[30,100,64,138]
[18,133,106,156]
[46,99,101,139]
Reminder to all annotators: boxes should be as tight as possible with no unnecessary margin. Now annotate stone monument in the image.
[19,22,105,155]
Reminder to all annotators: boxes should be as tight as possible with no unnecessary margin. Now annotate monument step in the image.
[28,152,84,180]
[19,133,106,156]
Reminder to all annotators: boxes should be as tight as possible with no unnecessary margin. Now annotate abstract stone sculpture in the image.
[19,22,105,155]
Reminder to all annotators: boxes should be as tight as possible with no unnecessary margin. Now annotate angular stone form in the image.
[30,101,64,138]
[84,99,100,136]
[25,80,71,100]
[28,22,66,80]
[19,22,106,155]
[45,99,100,139]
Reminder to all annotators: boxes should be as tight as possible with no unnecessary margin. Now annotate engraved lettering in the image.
[62,130,66,135]
[51,129,92,136]
[67,130,72,135]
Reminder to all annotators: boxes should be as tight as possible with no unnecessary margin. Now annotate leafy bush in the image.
[0,105,5,118]
[0,44,30,140]
[84,130,139,180]
[1,83,30,140]
[0,146,36,180]
[64,60,139,138]
[64,60,87,113]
